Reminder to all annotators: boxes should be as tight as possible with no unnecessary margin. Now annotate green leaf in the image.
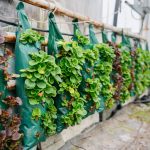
[70,76,76,83]
[29,99,39,105]
[32,108,41,119]
[69,87,75,94]
[38,67,45,74]
[45,86,56,96]
[37,81,46,89]
[34,72,41,78]
[29,60,38,66]
[54,75,62,82]
[25,79,36,89]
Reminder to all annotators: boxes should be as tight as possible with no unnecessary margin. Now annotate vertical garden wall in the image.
[0,2,150,150]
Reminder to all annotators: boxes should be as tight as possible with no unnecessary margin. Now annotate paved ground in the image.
[60,103,150,150]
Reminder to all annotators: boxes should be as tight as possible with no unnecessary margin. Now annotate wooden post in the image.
[20,0,146,41]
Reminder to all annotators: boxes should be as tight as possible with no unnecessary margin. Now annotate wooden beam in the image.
[21,0,146,41]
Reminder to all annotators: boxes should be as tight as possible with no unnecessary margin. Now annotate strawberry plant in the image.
[20,51,62,135]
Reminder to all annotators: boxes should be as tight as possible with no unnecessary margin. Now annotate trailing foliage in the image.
[20,51,61,135]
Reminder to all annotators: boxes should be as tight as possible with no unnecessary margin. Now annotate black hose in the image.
[0,19,102,36]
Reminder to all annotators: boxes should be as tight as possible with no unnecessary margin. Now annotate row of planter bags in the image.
[3,2,148,149]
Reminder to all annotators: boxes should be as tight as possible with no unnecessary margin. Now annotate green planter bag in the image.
[89,24,105,112]
[48,13,88,132]
[48,12,68,133]
[15,2,46,149]
[72,20,103,116]
[121,34,136,97]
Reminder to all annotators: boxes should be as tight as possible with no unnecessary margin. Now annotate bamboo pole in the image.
[21,0,146,41]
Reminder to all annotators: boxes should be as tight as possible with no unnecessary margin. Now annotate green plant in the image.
[20,29,44,44]
[83,48,99,66]
[74,30,90,45]
[32,108,41,120]
[56,40,87,125]
[85,78,101,110]
[73,31,103,113]
[21,51,61,135]
[94,44,115,109]
[120,47,132,103]
[134,48,150,95]
[41,102,57,135]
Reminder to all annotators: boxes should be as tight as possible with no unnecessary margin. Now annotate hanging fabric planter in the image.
[72,20,103,116]
[101,29,109,44]
[15,2,46,149]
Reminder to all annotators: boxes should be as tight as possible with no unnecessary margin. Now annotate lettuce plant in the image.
[57,40,87,125]
[0,97,22,149]
[111,44,123,101]
[134,48,150,95]
[94,44,115,109]
[21,51,61,135]
[20,29,44,44]
[120,47,132,103]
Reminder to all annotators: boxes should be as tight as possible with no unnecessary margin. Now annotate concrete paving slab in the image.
[59,103,150,150]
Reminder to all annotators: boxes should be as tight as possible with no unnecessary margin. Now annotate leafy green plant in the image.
[134,48,150,95]
[41,102,57,135]
[20,29,44,44]
[0,97,22,149]
[21,51,61,135]
[56,40,87,126]
[74,30,90,46]
[111,44,123,102]
[94,43,115,109]
[84,78,101,110]
[73,30,103,114]
[120,47,132,103]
